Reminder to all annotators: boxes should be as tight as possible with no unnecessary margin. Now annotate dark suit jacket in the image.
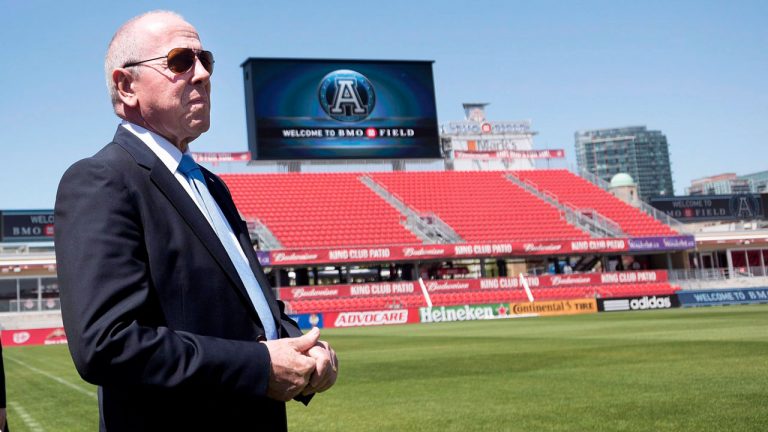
[55,126,305,431]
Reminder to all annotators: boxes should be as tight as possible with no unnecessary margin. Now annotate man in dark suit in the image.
[55,11,337,431]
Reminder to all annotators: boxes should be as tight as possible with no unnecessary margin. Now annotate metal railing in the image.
[669,267,768,290]
[0,242,56,256]
[246,219,283,250]
[505,173,625,238]
[668,268,729,282]
[9,298,61,313]
[575,168,691,234]
[359,175,464,244]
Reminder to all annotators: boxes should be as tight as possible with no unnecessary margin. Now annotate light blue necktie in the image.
[178,154,278,340]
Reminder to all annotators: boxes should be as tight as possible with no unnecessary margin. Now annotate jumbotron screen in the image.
[242,58,441,160]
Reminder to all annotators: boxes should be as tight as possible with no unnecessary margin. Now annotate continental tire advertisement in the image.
[597,295,680,312]
[508,299,597,317]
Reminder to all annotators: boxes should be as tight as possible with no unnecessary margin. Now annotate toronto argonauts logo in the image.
[318,69,375,122]
[729,195,760,219]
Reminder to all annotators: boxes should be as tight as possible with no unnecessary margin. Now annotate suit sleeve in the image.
[277,297,303,338]
[55,158,272,398]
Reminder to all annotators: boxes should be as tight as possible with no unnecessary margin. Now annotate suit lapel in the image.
[205,171,282,323]
[112,128,266,324]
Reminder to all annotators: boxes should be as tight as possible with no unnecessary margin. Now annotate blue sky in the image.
[1,0,766,209]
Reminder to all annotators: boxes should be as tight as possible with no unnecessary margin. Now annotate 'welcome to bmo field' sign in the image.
[1,210,55,242]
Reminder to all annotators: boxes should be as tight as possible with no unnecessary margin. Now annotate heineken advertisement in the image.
[419,304,509,323]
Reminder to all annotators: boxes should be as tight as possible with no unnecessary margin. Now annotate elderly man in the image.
[55,11,337,431]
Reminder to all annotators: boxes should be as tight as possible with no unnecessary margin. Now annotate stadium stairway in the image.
[369,171,591,243]
[511,170,677,237]
[221,173,423,248]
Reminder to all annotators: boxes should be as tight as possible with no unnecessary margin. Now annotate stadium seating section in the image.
[222,173,421,248]
[512,170,677,237]
[221,170,676,249]
[370,171,589,242]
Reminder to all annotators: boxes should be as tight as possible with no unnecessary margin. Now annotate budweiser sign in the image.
[290,287,339,299]
[523,243,563,252]
[273,252,319,263]
[333,310,410,327]
[426,281,472,292]
[403,247,445,257]
[551,276,593,286]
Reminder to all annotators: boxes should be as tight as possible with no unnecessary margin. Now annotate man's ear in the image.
[113,68,138,107]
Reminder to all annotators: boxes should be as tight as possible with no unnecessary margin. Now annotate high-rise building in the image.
[686,173,751,195]
[575,126,674,200]
[739,170,768,193]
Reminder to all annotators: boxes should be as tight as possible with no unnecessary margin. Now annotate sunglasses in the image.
[123,48,214,75]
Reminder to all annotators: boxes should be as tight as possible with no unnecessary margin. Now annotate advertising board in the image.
[0,210,55,242]
[419,304,510,323]
[287,313,324,329]
[649,195,763,222]
[262,237,672,266]
[279,271,668,300]
[323,308,419,328]
[508,299,597,317]
[676,288,768,307]
[597,295,680,312]
[242,58,440,160]
[1,327,67,347]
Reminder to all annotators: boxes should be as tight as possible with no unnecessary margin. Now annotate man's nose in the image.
[190,56,211,84]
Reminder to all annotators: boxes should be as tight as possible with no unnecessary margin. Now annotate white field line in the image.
[8,401,45,432]
[4,355,96,399]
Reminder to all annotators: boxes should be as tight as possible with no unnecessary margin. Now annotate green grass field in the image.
[5,305,768,431]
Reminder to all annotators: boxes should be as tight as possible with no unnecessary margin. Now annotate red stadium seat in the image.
[512,170,677,237]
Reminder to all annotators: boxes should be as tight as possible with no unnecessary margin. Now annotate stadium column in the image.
[497,259,507,277]
[480,259,487,278]
[295,268,310,286]
[726,250,734,275]
[399,263,416,281]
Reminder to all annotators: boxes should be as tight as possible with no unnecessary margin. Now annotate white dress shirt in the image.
[120,121,249,263]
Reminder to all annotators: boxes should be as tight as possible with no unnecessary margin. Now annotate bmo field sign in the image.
[242,58,441,160]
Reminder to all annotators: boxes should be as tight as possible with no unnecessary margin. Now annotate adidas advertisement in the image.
[597,295,680,312]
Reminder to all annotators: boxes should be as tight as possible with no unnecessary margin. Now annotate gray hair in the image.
[104,10,186,109]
